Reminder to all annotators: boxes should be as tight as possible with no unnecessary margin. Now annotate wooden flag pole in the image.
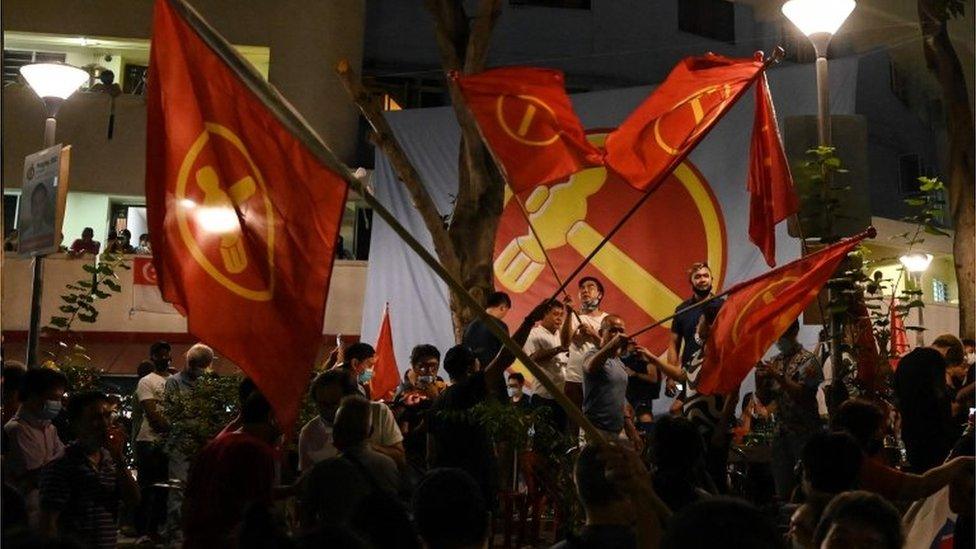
[168,0,606,444]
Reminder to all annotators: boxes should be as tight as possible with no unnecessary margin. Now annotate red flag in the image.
[889,297,910,370]
[850,298,881,391]
[605,53,765,191]
[698,229,874,394]
[146,0,348,430]
[455,67,603,193]
[370,305,400,401]
[747,73,798,267]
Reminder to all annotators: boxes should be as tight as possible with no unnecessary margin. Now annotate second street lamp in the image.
[19,62,88,367]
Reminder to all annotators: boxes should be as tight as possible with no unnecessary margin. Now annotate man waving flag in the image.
[697,228,875,395]
[146,0,348,430]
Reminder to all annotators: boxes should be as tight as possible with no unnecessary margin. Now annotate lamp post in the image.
[782,0,856,146]
[900,253,933,347]
[19,63,88,367]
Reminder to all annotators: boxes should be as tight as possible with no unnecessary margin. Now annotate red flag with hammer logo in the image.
[697,229,873,394]
[605,53,766,191]
[146,0,348,430]
[748,73,798,267]
[455,67,604,193]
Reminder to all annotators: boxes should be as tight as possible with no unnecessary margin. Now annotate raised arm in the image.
[485,301,550,394]
[642,348,688,383]
[585,335,626,376]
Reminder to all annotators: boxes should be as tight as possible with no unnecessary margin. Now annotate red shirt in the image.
[859,455,909,501]
[183,431,275,548]
[69,239,100,255]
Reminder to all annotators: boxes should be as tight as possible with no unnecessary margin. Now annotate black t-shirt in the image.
[428,372,496,502]
[462,317,508,369]
[671,295,722,367]
[622,353,659,407]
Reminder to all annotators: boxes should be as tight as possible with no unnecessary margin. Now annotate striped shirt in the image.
[40,443,120,549]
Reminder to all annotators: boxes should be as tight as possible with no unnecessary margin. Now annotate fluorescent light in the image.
[782,0,856,37]
[19,63,89,100]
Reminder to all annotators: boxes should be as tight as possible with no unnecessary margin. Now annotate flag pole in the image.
[547,48,786,302]
[165,0,607,445]
[627,288,733,339]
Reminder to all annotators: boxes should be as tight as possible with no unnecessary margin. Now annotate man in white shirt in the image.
[524,300,568,431]
[299,369,404,472]
[561,277,609,432]
[133,341,172,540]
[333,395,402,496]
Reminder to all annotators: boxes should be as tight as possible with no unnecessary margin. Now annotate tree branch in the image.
[425,0,468,72]
[464,0,502,74]
[334,59,461,275]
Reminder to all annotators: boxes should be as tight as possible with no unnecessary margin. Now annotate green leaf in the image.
[103,279,122,292]
[904,198,927,206]
[77,312,97,323]
[49,316,69,328]
[59,305,78,314]
[82,264,97,273]
[60,294,78,304]
[78,281,93,288]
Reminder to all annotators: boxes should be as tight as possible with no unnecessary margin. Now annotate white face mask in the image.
[507,387,521,398]
[967,352,976,366]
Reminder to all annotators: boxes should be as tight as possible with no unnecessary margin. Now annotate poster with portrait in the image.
[17,144,69,256]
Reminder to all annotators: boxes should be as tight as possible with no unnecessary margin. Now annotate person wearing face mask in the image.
[133,340,173,541]
[756,319,824,500]
[336,342,378,399]
[183,387,281,548]
[161,343,214,540]
[391,345,444,475]
[299,369,404,473]
[562,277,609,430]
[38,391,139,547]
[3,367,67,528]
[666,262,724,410]
[506,373,531,410]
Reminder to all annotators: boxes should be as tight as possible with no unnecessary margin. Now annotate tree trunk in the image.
[918,0,976,339]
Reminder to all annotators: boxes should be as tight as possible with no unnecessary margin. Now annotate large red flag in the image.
[370,305,400,402]
[605,53,765,191]
[146,0,348,430]
[455,67,604,193]
[698,229,874,394]
[747,73,798,267]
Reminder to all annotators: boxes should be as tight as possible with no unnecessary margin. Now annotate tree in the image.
[337,0,506,340]
[917,0,975,338]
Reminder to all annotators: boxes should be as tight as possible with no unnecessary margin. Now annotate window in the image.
[2,49,67,85]
[510,0,591,8]
[898,154,922,194]
[123,63,148,95]
[4,194,19,239]
[678,0,735,44]
[932,278,948,303]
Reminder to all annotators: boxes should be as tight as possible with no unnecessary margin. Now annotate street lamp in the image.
[19,62,88,367]
[782,0,856,146]
[900,252,933,346]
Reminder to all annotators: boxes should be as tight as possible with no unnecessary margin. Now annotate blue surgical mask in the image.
[39,400,62,421]
[358,369,374,384]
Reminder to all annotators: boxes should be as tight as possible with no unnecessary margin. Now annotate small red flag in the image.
[889,297,910,370]
[370,305,400,401]
[850,299,881,391]
[146,0,348,430]
[605,53,765,191]
[747,73,799,267]
[698,230,873,394]
[455,67,603,193]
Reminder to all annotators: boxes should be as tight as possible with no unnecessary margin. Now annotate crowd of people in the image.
[3,226,151,256]
[1,261,974,548]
